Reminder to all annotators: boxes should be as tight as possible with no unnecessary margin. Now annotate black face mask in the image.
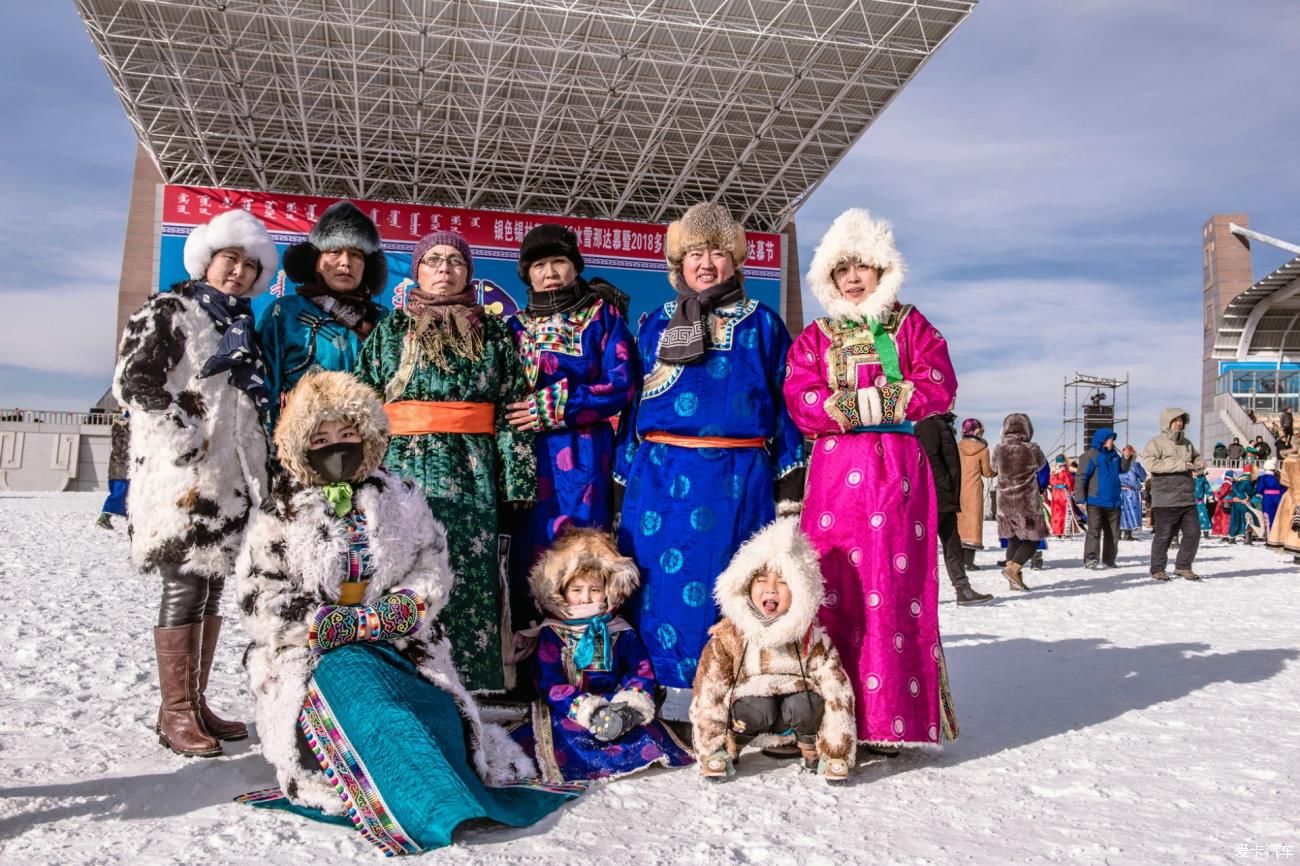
[307,441,365,483]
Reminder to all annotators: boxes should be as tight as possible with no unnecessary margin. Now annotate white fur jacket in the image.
[234,467,536,813]
[112,283,268,577]
[689,517,856,764]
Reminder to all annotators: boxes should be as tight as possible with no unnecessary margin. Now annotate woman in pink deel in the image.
[782,208,960,752]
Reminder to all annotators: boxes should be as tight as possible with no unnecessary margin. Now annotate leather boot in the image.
[963,547,980,571]
[1003,561,1030,592]
[154,624,222,757]
[197,615,248,741]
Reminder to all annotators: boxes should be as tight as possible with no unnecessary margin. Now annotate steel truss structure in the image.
[76,0,974,231]
[1061,372,1130,460]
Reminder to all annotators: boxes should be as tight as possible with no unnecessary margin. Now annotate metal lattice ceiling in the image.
[76,0,975,232]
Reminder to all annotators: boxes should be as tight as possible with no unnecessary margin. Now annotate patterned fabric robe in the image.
[614,298,804,714]
[782,304,959,746]
[354,311,536,692]
[507,299,639,626]
[1118,460,1147,531]
[258,293,384,427]
[1048,468,1075,535]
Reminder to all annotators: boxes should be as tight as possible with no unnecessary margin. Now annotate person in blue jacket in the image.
[1075,427,1122,568]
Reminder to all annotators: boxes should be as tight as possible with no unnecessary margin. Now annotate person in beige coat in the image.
[1267,453,1300,554]
[957,417,996,570]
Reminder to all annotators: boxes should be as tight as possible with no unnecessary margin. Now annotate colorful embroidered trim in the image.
[517,304,599,388]
[823,388,861,432]
[531,379,569,431]
[300,683,421,856]
[308,590,425,655]
[234,787,287,805]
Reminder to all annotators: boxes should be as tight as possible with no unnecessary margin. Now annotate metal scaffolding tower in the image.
[1063,372,1130,458]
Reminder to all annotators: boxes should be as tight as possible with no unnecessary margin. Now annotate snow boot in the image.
[197,615,248,741]
[1030,551,1044,570]
[796,735,819,771]
[819,755,850,783]
[1003,561,1030,592]
[1174,568,1202,581]
[962,548,980,571]
[700,751,735,782]
[153,624,222,757]
[1150,570,1171,582]
[95,512,114,530]
[955,585,993,606]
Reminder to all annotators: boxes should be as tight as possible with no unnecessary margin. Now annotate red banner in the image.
[161,186,784,268]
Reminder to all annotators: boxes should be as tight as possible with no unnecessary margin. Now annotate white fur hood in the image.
[806,208,906,324]
[713,516,825,648]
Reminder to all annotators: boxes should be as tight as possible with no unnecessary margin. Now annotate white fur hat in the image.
[805,208,906,323]
[182,209,279,296]
[713,516,825,648]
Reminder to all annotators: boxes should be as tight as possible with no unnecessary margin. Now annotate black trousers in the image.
[1084,506,1120,566]
[1005,537,1038,566]
[157,565,224,627]
[938,511,969,589]
[730,692,824,739]
[1150,505,1201,573]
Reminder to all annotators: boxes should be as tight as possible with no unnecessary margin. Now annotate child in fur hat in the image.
[509,527,694,782]
[689,515,856,783]
[235,371,570,854]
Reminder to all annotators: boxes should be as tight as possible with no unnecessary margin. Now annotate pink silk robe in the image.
[783,305,960,746]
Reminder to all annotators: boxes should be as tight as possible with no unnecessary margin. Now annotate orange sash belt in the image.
[644,431,767,449]
[384,401,495,435]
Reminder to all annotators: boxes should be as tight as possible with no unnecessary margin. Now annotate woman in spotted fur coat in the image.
[113,208,277,758]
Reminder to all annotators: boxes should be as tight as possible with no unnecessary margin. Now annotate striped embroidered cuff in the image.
[530,380,569,431]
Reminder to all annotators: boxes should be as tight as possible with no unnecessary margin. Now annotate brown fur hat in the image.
[664,203,748,290]
[527,527,640,617]
[274,371,389,486]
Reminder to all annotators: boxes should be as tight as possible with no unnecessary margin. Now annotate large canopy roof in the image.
[1214,256,1300,361]
[76,0,974,232]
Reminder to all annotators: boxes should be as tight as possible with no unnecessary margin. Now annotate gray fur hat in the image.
[282,201,388,296]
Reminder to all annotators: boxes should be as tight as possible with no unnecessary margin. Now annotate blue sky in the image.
[5,1,1300,453]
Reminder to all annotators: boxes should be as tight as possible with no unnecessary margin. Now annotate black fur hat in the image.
[517,223,584,285]
[282,201,388,296]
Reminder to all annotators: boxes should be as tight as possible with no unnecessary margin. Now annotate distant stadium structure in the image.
[1202,214,1300,457]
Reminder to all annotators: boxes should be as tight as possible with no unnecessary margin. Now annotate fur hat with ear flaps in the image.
[664,203,748,290]
[274,371,390,486]
[806,208,906,324]
[527,527,640,617]
[282,201,389,296]
[714,516,825,648]
[182,209,279,296]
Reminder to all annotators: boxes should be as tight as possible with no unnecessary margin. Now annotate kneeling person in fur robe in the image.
[235,371,570,855]
[689,516,856,783]
[509,527,694,782]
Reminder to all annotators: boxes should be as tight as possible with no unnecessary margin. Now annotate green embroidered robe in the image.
[355,310,536,692]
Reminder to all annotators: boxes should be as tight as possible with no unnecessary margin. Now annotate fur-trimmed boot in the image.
[197,615,248,741]
[1003,561,1030,592]
[154,624,222,757]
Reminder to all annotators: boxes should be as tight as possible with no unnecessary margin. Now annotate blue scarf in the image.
[185,281,272,418]
[566,612,613,670]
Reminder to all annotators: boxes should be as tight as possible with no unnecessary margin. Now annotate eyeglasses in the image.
[420,253,468,270]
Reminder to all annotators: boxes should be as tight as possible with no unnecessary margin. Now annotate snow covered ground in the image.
[1,492,1297,865]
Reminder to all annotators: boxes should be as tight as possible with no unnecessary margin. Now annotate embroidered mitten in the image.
[308,589,425,654]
